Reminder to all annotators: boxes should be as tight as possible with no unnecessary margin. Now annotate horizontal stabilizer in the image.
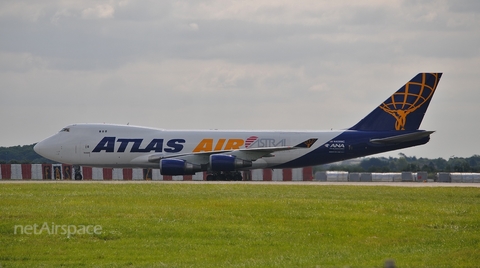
[370,131,434,144]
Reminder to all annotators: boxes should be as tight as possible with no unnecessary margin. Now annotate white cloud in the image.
[1,0,480,158]
[171,0,402,25]
[189,22,199,31]
[0,52,48,72]
[308,83,330,93]
[81,4,114,19]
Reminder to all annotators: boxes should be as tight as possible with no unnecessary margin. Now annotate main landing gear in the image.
[206,171,243,181]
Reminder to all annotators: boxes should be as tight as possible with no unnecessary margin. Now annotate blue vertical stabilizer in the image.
[349,73,442,131]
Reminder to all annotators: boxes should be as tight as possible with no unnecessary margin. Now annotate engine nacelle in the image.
[160,159,202,175]
[210,154,252,171]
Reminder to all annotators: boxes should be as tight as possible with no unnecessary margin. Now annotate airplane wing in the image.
[147,138,318,164]
[229,138,319,160]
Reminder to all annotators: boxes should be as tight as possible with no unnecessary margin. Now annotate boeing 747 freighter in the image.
[34,73,442,180]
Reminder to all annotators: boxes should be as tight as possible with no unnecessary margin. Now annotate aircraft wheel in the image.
[225,173,234,181]
[234,173,243,181]
[217,174,226,181]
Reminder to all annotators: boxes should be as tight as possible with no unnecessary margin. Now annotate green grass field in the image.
[0,183,479,267]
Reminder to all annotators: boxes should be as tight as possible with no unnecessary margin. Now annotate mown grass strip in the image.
[0,183,479,267]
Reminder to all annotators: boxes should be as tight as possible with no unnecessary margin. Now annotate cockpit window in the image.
[60,128,70,132]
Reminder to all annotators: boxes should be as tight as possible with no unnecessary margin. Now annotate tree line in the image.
[316,153,480,173]
[0,144,54,164]
[1,144,479,173]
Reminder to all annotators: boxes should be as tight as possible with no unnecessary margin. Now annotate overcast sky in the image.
[1,0,479,159]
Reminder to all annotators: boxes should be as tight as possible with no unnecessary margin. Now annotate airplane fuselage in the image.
[34,123,429,170]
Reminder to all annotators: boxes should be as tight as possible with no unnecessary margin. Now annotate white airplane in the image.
[34,73,442,180]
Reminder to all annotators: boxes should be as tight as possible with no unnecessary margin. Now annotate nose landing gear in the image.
[74,165,83,180]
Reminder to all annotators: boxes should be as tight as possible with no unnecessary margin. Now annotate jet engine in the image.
[210,154,252,171]
[160,159,202,175]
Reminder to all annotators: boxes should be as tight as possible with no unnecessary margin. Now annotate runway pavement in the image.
[0,180,479,187]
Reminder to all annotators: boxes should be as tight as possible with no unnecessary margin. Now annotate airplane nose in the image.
[34,140,49,157]
[33,141,43,155]
[34,136,60,161]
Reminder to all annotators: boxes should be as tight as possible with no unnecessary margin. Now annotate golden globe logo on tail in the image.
[378,73,440,130]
